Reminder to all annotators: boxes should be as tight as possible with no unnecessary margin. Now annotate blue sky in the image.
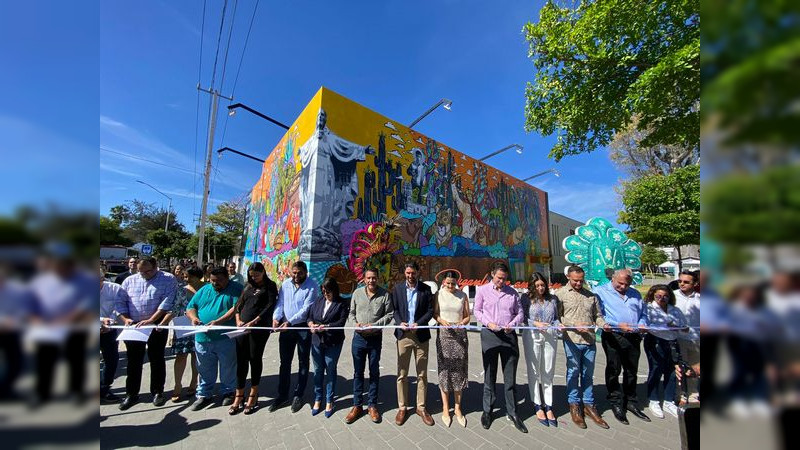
[96,0,622,230]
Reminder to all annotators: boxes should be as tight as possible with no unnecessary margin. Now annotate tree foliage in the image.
[618,165,700,249]
[146,229,193,262]
[110,200,183,243]
[100,216,132,246]
[640,244,669,273]
[523,0,699,161]
[702,165,800,245]
[609,116,699,177]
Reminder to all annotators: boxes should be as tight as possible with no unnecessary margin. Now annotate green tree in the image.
[618,165,700,270]
[146,229,194,263]
[523,0,699,161]
[640,245,668,274]
[110,200,183,243]
[100,215,133,246]
[206,199,247,261]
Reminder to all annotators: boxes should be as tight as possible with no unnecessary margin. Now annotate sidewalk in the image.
[100,331,683,449]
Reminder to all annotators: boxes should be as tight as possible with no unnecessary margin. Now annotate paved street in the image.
[100,330,684,450]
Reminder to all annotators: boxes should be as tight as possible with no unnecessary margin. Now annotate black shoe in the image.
[221,393,235,406]
[101,391,120,403]
[291,396,303,413]
[481,412,493,429]
[507,415,528,434]
[611,405,629,425]
[268,397,288,413]
[627,405,651,422]
[153,393,167,407]
[191,397,214,411]
[119,395,139,411]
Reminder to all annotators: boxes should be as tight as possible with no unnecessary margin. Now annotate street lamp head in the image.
[553,169,561,177]
[442,99,453,111]
[515,144,524,154]
[228,108,236,117]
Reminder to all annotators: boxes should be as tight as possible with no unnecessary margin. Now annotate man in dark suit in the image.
[391,261,435,426]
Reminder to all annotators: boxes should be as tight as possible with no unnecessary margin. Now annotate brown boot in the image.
[583,404,610,429]
[345,406,363,424]
[569,403,587,429]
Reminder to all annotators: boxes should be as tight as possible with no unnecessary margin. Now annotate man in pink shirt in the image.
[473,262,527,433]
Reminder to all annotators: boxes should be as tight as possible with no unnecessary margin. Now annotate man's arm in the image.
[592,295,608,329]
[473,287,486,325]
[509,292,523,327]
[272,285,285,325]
[210,306,237,326]
[374,293,394,326]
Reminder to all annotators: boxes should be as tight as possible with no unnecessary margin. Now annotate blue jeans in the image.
[195,339,237,399]
[312,343,343,404]
[644,334,677,404]
[563,339,596,405]
[351,333,382,407]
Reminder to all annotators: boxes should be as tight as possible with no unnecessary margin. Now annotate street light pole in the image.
[478,143,524,162]
[523,168,561,182]
[217,146,265,163]
[227,103,290,130]
[136,180,173,232]
[408,98,452,129]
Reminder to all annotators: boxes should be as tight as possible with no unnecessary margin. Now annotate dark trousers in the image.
[0,332,23,398]
[36,331,88,400]
[644,334,677,404]
[235,331,270,389]
[480,328,519,416]
[701,334,720,401]
[727,335,768,401]
[601,331,642,408]
[100,329,120,395]
[352,332,382,407]
[277,328,311,399]
[124,329,168,397]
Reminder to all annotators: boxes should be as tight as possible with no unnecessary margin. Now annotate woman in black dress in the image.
[229,262,278,415]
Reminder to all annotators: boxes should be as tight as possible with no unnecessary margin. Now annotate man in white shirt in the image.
[673,270,700,402]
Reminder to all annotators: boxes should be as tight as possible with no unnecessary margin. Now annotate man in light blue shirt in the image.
[270,261,319,413]
[594,269,650,424]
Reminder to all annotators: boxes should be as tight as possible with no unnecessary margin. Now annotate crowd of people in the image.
[97,257,706,434]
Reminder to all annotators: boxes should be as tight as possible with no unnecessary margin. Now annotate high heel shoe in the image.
[535,404,549,427]
[324,407,334,418]
[545,405,558,428]
[228,394,245,415]
[243,391,259,415]
[311,401,322,416]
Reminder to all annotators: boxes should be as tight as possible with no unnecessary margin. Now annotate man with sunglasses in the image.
[673,270,700,402]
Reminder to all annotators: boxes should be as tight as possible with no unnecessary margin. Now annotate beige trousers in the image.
[396,331,429,409]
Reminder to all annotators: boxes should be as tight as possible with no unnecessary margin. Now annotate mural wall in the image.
[244,87,551,289]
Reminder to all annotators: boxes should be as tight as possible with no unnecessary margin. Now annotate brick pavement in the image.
[100,330,683,449]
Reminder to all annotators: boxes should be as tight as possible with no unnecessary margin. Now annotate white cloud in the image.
[100,162,142,178]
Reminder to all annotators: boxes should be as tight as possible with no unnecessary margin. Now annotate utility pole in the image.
[197,84,233,265]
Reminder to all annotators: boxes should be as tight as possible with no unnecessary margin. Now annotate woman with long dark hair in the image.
[229,262,278,415]
[307,277,350,418]
[644,284,687,419]
[521,272,559,427]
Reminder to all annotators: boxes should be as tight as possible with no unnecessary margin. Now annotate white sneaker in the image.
[663,402,679,418]
[649,400,664,419]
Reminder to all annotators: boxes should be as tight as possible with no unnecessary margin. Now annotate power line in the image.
[100,147,195,174]
[219,0,238,90]
[219,0,262,145]
[209,0,229,90]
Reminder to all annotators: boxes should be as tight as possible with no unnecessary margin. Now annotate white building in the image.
[548,211,583,281]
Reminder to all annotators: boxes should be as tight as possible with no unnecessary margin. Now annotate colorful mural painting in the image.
[243,87,551,289]
[562,217,644,286]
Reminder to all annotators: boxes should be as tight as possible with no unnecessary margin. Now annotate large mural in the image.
[243,88,550,289]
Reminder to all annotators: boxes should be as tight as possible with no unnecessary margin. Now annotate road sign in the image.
[141,244,153,255]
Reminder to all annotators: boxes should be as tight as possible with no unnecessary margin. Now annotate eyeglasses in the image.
[654,295,668,301]
[678,280,694,284]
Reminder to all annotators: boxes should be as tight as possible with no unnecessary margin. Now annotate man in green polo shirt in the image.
[186,267,243,411]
